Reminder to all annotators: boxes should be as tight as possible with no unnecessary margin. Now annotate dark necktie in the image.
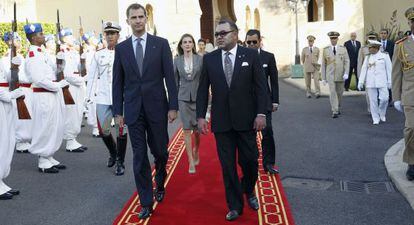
[382,41,386,50]
[224,52,233,87]
[310,47,313,53]
[135,37,143,75]
[333,47,336,55]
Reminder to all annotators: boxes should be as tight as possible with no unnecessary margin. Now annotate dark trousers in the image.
[261,111,276,166]
[128,106,169,207]
[214,129,259,212]
[344,65,358,89]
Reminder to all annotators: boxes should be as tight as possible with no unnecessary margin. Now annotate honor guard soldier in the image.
[301,35,321,98]
[2,32,32,153]
[0,46,24,199]
[358,31,379,113]
[392,7,414,181]
[321,31,350,118]
[59,28,88,152]
[82,32,100,137]
[25,23,68,173]
[86,21,127,175]
[358,40,392,124]
[44,34,56,57]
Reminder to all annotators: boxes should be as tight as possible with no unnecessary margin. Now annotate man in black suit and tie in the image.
[197,19,268,221]
[245,29,280,175]
[112,3,178,219]
[344,32,361,91]
[379,28,395,105]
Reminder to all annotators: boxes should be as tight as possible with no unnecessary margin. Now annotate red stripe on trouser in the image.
[97,116,104,136]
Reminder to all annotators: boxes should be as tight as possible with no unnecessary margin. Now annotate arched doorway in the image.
[198,0,236,44]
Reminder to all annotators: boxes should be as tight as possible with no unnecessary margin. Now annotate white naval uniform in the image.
[2,52,32,151]
[62,47,86,150]
[87,48,118,135]
[359,51,392,123]
[84,47,99,135]
[26,45,65,169]
[0,60,16,194]
[88,48,114,106]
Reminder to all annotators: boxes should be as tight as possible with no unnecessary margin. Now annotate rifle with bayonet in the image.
[56,9,75,105]
[9,2,31,120]
[79,16,87,77]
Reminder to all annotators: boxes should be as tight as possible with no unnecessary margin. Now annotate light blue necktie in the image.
[135,38,143,75]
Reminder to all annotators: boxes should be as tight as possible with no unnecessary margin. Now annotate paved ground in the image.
[276,78,414,225]
[385,139,414,210]
[0,119,181,225]
[1,79,414,225]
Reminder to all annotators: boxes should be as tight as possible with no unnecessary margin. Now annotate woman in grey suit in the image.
[174,34,203,174]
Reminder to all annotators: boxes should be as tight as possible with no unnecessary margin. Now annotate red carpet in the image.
[113,129,295,225]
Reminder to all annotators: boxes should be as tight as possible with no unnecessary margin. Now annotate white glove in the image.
[343,74,349,81]
[58,80,69,88]
[81,52,87,60]
[357,83,364,91]
[56,51,65,60]
[394,101,403,112]
[11,56,22,66]
[387,83,392,90]
[10,88,24,99]
[322,80,328,86]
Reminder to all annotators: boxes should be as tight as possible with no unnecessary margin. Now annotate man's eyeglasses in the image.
[214,30,235,38]
[246,40,258,45]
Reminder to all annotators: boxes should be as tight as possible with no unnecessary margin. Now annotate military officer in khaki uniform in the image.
[392,7,414,181]
[321,31,350,118]
[301,35,321,98]
[358,31,379,113]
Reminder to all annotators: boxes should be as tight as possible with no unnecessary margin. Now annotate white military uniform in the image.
[359,51,392,124]
[84,46,99,136]
[2,51,32,151]
[88,48,114,107]
[62,46,86,150]
[26,45,65,169]
[0,61,17,195]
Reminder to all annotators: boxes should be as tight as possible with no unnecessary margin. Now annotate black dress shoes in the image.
[138,206,153,219]
[80,146,88,151]
[332,113,338,118]
[53,164,67,170]
[225,210,242,221]
[246,194,259,211]
[7,189,20,196]
[66,147,84,153]
[115,161,125,176]
[0,192,13,200]
[264,164,279,174]
[107,157,116,168]
[406,165,414,181]
[16,149,29,153]
[154,188,165,202]
[38,167,59,173]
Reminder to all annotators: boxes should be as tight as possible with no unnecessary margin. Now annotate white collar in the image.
[132,32,147,42]
[222,44,238,56]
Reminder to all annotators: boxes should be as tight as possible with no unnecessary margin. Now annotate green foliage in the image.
[0,22,55,56]
[367,10,401,42]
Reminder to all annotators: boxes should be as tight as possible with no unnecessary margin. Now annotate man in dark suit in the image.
[344,32,361,91]
[245,29,279,175]
[379,28,395,105]
[197,19,268,221]
[112,3,178,219]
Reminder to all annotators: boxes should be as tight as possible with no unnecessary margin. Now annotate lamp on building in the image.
[286,0,308,64]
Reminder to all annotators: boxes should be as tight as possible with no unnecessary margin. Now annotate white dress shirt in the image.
[221,44,237,72]
[132,32,147,58]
